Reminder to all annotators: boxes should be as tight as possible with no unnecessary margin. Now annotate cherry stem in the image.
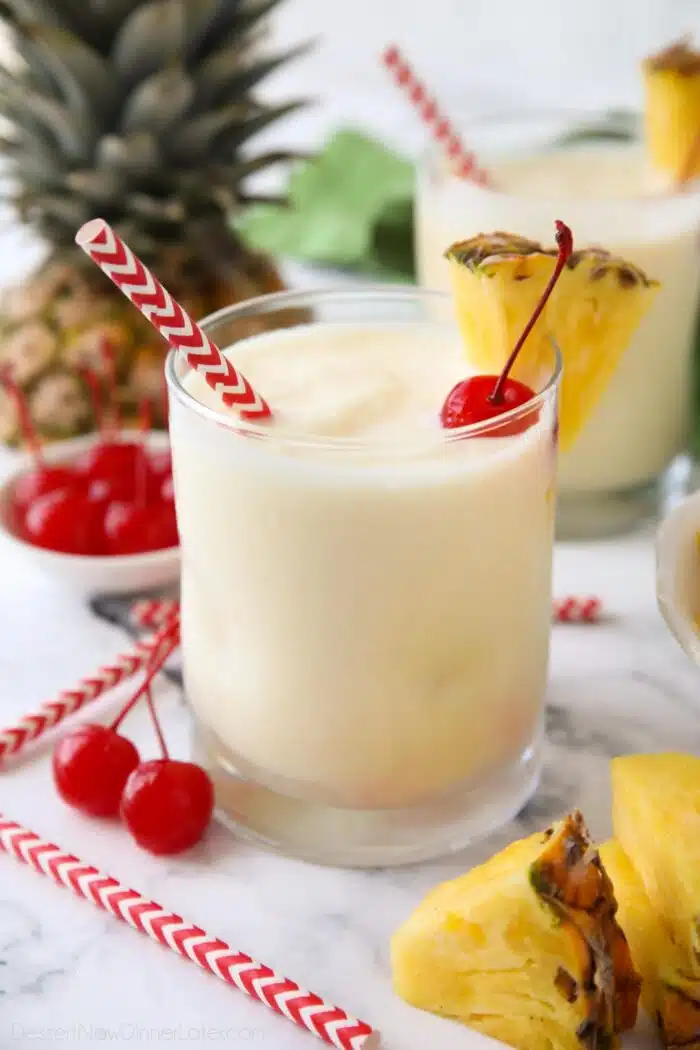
[489,220,574,405]
[110,617,179,732]
[1,369,42,462]
[101,337,121,437]
[144,683,170,760]
[81,367,105,435]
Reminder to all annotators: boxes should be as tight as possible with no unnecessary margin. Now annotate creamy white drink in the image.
[417,143,700,512]
[169,318,557,826]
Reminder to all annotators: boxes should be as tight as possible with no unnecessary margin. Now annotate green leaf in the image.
[237,129,416,280]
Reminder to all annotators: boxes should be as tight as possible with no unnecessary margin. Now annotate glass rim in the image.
[165,285,562,451]
[419,105,700,203]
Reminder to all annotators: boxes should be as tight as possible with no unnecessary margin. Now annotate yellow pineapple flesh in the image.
[445,233,659,451]
[391,811,640,1050]
[600,838,700,1049]
[612,754,700,977]
[643,38,700,181]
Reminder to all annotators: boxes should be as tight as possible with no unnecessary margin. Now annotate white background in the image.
[266,0,700,152]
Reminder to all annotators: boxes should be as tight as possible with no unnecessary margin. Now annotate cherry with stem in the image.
[441,220,574,434]
[2,369,78,517]
[52,618,179,818]
[119,615,215,856]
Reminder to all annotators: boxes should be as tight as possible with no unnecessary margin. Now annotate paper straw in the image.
[131,598,180,631]
[381,45,490,185]
[132,597,603,631]
[0,622,180,764]
[552,596,602,624]
[75,219,272,421]
[0,817,379,1050]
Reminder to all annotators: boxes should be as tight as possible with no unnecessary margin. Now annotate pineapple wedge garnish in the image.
[601,838,700,1049]
[613,754,700,976]
[643,38,700,181]
[445,233,659,450]
[391,811,640,1050]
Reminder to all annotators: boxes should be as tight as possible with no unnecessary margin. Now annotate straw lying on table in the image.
[0,817,378,1050]
[381,44,490,185]
[75,219,272,421]
[132,597,605,631]
[0,621,179,765]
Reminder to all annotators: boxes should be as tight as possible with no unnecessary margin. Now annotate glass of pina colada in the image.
[417,45,700,538]
[166,226,654,867]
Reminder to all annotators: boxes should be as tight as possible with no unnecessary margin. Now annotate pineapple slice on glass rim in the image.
[391,810,640,1050]
[445,232,659,451]
[643,37,700,182]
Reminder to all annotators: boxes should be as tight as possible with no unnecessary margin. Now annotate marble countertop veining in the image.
[3,1,700,1042]
[1,527,698,1050]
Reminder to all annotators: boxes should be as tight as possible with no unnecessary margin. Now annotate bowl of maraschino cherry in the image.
[0,359,179,594]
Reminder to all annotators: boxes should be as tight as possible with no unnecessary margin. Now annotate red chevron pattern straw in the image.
[131,596,603,630]
[0,621,180,764]
[381,45,490,185]
[0,817,379,1049]
[552,596,602,624]
[76,219,272,421]
[131,598,180,631]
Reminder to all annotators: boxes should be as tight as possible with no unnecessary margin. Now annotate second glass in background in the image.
[416,110,700,539]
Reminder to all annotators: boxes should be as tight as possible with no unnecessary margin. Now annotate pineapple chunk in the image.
[601,838,700,1050]
[445,233,659,451]
[391,811,640,1050]
[612,754,700,976]
[643,38,700,180]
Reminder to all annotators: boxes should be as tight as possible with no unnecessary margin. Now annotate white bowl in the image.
[656,487,700,665]
[0,432,180,595]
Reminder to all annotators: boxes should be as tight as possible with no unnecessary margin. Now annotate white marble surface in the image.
[3,2,700,1047]
[2,530,699,1050]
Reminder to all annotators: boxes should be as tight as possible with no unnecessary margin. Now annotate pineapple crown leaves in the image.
[0,0,313,266]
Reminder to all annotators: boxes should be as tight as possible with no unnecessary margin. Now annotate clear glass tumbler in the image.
[166,287,560,867]
[416,109,700,539]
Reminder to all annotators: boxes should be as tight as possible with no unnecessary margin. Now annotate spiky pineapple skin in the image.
[0,255,286,443]
[0,0,307,444]
[391,811,639,1050]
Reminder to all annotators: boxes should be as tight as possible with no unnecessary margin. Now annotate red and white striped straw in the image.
[131,597,180,632]
[75,219,272,421]
[381,45,490,185]
[0,621,180,764]
[0,817,378,1050]
[131,596,603,631]
[552,596,603,624]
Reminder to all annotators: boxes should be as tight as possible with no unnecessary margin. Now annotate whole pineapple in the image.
[0,0,308,444]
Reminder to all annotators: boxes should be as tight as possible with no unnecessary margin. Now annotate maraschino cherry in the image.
[51,628,177,816]
[441,220,573,434]
[53,618,213,855]
[2,370,79,522]
[75,341,146,499]
[104,398,179,555]
[53,724,140,816]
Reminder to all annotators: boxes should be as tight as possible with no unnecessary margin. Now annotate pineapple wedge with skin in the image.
[612,754,700,977]
[600,839,700,1050]
[446,233,659,451]
[391,811,640,1050]
[643,38,700,180]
